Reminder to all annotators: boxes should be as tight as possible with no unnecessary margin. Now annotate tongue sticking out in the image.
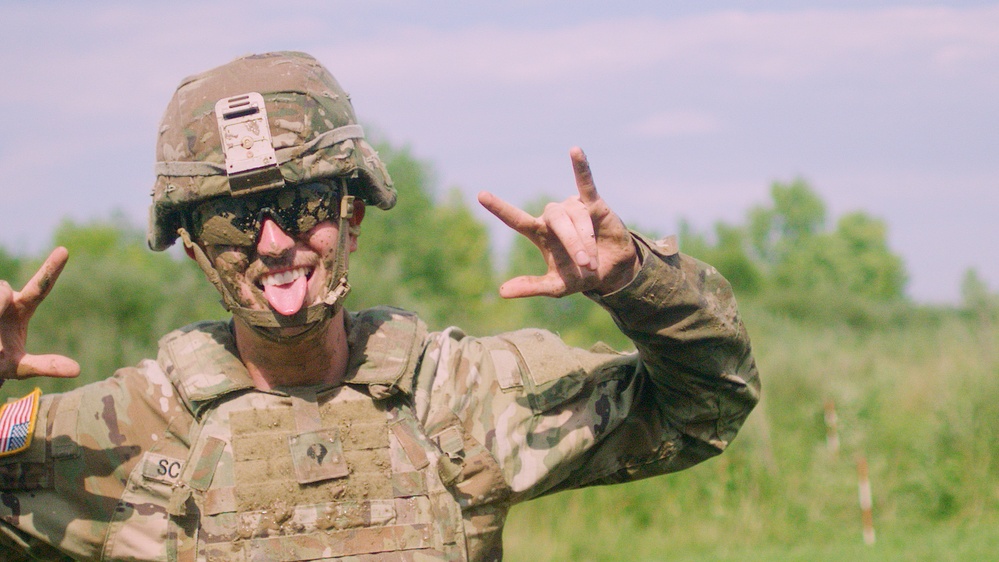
[263,275,309,316]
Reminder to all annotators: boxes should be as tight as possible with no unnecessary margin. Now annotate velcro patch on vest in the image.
[489,348,523,390]
[0,388,41,458]
[288,428,349,484]
[141,452,185,485]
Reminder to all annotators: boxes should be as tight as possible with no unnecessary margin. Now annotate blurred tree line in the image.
[679,178,913,327]
[1,142,996,397]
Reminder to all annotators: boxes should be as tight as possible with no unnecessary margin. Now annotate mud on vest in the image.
[106,311,467,562]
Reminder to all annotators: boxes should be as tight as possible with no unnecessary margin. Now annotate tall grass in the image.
[503,302,999,561]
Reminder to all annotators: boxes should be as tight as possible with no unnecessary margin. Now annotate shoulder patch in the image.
[0,388,41,458]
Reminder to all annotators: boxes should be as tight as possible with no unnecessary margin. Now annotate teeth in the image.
[260,267,309,287]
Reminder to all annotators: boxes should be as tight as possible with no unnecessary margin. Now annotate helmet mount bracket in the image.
[215,92,286,196]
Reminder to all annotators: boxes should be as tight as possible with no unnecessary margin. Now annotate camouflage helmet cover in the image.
[149,51,396,251]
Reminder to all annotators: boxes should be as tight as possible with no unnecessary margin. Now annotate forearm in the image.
[588,233,761,457]
[414,233,760,503]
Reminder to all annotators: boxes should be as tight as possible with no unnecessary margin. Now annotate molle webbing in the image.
[227,394,392,516]
[189,390,463,560]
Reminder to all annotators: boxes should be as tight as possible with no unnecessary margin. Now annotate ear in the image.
[351,200,366,226]
[348,200,366,253]
[180,234,215,264]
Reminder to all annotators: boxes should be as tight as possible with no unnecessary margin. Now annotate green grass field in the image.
[502,303,999,561]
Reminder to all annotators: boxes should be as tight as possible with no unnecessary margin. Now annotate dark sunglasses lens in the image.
[191,182,339,246]
[265,184,338,235]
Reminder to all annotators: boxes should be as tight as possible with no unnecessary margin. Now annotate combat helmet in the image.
[148,51,396,337]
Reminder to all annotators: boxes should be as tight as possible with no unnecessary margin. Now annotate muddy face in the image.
[205,218,342,316]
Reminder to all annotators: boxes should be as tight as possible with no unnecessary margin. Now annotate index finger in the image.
[477,191,539,236]
[570,147,600,205]
[19,247,70,308]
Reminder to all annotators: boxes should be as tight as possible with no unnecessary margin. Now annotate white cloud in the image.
[307,6,999,88]
[5,5,998,118]
[627,110,722,138]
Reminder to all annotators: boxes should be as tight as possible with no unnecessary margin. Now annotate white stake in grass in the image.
[824,398,840,455]
[857,455,876,545]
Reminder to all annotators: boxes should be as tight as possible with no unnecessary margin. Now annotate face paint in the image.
[189,182,341,247]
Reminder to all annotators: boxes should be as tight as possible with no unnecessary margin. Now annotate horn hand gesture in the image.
[478,147,640,299]
[0,247,80,383]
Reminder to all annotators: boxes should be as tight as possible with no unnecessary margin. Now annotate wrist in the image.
[594,238,643,296]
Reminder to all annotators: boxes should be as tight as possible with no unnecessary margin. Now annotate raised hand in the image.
[0,247,80,382]
[478,147,639,299]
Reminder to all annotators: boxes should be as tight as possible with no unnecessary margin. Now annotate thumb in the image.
[16,353,80,379]
[498,274,567,299]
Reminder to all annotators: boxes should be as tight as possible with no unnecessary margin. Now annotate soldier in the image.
[0,52,759,561]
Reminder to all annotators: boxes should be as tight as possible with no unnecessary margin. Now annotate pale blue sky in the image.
[1,1,996,302]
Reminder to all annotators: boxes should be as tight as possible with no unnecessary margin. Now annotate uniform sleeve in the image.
[0,361,183,560]
[412,232,760,506]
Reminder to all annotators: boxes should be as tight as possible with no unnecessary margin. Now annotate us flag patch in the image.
[0,388,41,457]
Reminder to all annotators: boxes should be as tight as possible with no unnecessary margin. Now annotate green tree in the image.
[681,178,908,321]
[680,220,763,296]
[834,212,907,300]
[749,178,826,266]
[349,143,497,332]
[770,211,905,302]
[961,268,998,322]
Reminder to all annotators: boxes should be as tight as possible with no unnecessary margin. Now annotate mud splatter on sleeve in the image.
[413,232,760,506]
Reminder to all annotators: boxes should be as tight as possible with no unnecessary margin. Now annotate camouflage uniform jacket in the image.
[0,234,760,561]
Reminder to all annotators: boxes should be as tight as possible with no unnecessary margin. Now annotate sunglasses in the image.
[188,181,342,247]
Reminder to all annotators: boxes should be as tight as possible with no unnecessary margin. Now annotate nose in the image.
[256,216,296,257]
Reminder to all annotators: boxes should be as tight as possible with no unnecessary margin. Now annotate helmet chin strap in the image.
[178,194,356,344]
